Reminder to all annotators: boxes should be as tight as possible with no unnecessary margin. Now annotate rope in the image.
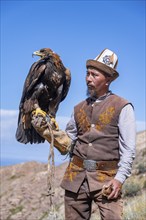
[46,117,57,220]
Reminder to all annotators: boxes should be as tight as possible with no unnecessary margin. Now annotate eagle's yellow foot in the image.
[32,108,47,117]
[49,115,59,131]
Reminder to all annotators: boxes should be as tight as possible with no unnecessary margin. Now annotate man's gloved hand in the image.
[31,114,72,155]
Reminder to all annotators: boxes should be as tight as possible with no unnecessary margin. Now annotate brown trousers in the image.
[64,179,123,220]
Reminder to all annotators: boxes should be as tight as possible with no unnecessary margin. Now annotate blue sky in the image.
[1,0,145,166]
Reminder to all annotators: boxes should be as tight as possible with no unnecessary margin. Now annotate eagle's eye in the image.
[40,49,45,52]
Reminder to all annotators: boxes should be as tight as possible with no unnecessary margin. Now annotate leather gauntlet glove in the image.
[31,114,72,155]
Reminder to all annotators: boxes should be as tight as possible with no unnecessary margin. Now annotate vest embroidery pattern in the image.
[96,106,115,131]
[97,169,117,182]
[76,106,115,132]
[63,162,83,182]
[76,108,90,132]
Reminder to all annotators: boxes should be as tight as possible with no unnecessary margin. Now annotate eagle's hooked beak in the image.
[32,50,43,58]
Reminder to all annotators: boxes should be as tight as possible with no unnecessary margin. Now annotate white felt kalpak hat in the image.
[86,48,119,81]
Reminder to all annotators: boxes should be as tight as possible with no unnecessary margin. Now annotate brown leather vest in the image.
[73,94,129,161]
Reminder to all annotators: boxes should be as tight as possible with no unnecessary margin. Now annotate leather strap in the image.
[72,155,119,171]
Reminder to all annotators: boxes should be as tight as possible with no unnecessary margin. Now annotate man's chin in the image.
[86,89,97,98]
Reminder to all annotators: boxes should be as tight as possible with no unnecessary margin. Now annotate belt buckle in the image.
[83,159,97,172]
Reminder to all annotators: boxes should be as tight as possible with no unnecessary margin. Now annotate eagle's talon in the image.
[49,115,59,131]
[32,108,47,117]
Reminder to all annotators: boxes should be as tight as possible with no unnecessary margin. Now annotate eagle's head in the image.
[32,48,62,69]
[32,48,54,59]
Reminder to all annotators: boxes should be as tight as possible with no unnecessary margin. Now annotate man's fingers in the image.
[108,187,121,200]
[107,189,115,199]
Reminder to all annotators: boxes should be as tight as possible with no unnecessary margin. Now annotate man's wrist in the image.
[114,173,126,184]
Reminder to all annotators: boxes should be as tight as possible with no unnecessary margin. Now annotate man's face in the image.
[86,67,110,98]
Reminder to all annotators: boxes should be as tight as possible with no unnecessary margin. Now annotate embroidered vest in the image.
[73,94,129,161]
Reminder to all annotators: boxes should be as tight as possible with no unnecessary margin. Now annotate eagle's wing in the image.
[19,61,46,107]
[47,68,71,117]
[16,61,47,144]
[61,68,71,102]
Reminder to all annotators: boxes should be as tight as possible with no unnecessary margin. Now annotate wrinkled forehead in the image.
[87,66,109,77]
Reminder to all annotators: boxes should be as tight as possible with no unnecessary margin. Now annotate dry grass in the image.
[123,192,146,220]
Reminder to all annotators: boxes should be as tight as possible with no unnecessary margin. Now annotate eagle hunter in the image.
[16,48,71,144]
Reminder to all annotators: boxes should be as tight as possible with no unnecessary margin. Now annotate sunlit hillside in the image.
[0,131,146,220]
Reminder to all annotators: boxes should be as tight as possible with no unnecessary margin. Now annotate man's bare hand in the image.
[104,179,122,200]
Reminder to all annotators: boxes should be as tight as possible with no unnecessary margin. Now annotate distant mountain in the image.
[0,131,146,220]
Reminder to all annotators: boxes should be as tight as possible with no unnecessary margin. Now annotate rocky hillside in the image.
[0,161,68,220]
[0,130,146,220]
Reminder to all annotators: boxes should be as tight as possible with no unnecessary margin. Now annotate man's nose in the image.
[86,74,93,82]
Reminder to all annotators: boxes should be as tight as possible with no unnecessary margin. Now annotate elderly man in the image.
[32,48,136,220]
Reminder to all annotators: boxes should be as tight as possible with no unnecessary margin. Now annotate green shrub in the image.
[10,205,23,215]
[143,180,146,189]
[123,181,141,197]
[136,163,146,174]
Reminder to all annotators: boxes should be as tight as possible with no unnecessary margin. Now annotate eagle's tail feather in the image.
[15,123,29,144]
[16,122,45,144]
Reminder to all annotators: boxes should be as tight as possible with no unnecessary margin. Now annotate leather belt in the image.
[72,155,119,172]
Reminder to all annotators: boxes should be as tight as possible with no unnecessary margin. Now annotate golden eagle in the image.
[16,48,71,144]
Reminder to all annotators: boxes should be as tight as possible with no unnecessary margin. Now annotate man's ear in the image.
[105,77,112,86]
